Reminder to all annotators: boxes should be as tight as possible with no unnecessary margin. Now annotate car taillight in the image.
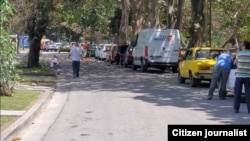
[144,46,148,57]
[200,66,210,70]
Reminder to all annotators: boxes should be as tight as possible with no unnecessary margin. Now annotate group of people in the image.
[208,40,250,114]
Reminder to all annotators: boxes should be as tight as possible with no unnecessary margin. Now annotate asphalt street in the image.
[2,52,250,141]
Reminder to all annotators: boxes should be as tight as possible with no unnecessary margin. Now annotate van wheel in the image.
[160,68,166,73]
[189,72,198,87]
[172,67,178,73]
[178,72,186,83]
[141,59,147,72]
[132,60,137,70]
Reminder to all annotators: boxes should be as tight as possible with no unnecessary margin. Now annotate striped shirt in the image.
[236,49,250,78]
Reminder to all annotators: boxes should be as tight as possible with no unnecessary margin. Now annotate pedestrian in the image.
[50,55,60,79]
[207,49,233,100]
[82,42,89,57]
[68,42,83,78]
[233,40,250,114]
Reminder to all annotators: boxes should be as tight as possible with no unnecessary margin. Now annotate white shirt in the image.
[69,46,82,61]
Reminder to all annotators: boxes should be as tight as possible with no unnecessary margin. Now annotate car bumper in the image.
[194,72,212,79]
[145,59,178,67]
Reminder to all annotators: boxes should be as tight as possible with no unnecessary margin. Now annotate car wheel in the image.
[189,72,198,87]
[160,68,166,73]
[124,62,128,68]
[178,72,186,84]
[141,59,147,72]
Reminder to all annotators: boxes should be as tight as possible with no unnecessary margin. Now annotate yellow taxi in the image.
[178,47,226,87]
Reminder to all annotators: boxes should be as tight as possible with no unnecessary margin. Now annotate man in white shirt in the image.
[68,43,83,78]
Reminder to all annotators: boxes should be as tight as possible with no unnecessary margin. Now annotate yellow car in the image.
[178,47,226,87]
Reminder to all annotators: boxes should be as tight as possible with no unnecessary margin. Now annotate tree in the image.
[25,1,52,68]
[187,0,208,48]
[0,0,19,96]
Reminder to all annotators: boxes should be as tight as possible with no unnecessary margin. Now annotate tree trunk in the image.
[28,36,41,67]
[167,0,177,29]
[176,0,185,29]
[25,1,50,67]
[145,0,159,28]
[0,84,13,96]
[166,0,184,29]
[130,0,144,40]
[187,0,205,48]
[119,0,130,45]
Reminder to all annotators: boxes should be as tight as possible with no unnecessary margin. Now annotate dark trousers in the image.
[234,77,250,112]
[208,67,230,98]
[72,61,80,77]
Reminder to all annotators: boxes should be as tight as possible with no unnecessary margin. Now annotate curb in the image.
[0,87,54,141]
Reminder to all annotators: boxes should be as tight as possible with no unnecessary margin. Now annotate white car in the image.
[219,68,246,102]
[95,44,103,60]
[98,44,113,61]
[226,69,245,94]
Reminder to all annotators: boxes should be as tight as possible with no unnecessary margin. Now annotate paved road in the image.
[15,52,250,141]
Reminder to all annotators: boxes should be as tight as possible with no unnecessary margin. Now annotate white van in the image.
[132,28,181,72]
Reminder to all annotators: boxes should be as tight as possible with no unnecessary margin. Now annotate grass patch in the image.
[0,89,43,132]
[16,57,54,76]
[0,116,19,132]
[0,89,43,110]
[16,66,54,76]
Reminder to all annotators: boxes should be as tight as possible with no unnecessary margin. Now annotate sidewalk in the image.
[0,49,56,141]
[0,85,54,141]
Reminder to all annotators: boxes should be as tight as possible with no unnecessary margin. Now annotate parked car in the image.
[178,47,226,87]
[44,42,58,52]
[99,44,114,61]
[218,68,246,102]
[95,44,102,60]
[90,44,98,57]
[58,42,70,53]
[106,44,118,64]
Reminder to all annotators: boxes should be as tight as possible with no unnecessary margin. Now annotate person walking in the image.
[82,42,89,57]
[207,49,233,100]
[68,43,83,78]
[50,55,61,79]
[234,40,250,114]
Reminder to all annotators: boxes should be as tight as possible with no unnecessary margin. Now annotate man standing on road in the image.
[207,49,233,100]
[68,43,83,78]
[234,40,250,114]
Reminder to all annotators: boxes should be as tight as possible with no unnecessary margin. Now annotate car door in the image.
[179,50,193,78]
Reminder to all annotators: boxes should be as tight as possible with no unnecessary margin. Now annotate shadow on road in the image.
[55,56,250,124]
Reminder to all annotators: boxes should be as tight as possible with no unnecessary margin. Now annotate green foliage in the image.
[0,0,19,96]
[79,0,116,35]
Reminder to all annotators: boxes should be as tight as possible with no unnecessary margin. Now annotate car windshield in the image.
[195,49,224,60]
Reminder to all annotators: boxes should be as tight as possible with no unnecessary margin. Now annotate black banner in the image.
[168,125,250,140]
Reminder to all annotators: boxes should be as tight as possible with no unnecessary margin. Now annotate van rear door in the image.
[148,29,180,63]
